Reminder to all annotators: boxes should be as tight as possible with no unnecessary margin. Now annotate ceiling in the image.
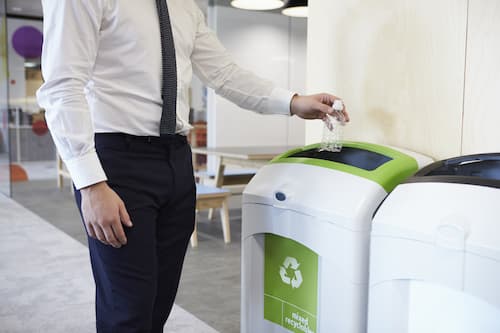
[4,0,283,20]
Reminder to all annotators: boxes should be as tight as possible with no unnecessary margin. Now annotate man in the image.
[37,0,349,332]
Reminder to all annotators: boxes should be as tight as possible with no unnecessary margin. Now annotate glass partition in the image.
[6,12,53,196]
[0,0,10,196]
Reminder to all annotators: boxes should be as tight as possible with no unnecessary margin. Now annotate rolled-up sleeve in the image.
[37,0,107,189]
[190,7,295,116]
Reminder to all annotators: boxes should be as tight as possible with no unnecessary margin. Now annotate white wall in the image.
[307,0,469,160]
[207,6,307,157]
[288,18,308,146]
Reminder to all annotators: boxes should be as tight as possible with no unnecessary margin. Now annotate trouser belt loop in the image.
[124,133,132,149]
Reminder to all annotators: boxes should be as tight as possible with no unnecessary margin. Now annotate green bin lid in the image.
[270,142,418,192]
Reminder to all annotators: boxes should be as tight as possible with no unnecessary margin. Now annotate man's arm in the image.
[37,0,107,189]
[190,5,349,121]
[37,0,131,248]
[290,93,350,122]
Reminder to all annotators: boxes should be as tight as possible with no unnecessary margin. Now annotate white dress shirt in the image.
[37,0,295,189]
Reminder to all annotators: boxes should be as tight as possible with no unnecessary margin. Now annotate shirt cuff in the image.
[268,87,296,116]
[64,151,108,190]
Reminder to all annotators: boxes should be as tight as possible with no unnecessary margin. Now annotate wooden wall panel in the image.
[307,0,468,160]
[462,0,500,155]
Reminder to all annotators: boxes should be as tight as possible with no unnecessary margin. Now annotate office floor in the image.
[12,179,242,333]
[0,194,218,333]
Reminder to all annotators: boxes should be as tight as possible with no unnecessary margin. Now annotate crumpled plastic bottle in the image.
[319,99,345,152]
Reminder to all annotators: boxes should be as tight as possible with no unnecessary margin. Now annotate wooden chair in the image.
[195,168,256,220]
[190,184,232,247]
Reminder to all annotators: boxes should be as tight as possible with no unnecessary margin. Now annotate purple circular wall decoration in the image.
[12,26,43,59]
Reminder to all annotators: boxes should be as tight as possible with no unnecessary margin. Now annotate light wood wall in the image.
[307,0,500,160]
[462,0,500,155]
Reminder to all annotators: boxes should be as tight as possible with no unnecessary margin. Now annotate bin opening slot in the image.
[425,160,500,181]
[289,147,392,171]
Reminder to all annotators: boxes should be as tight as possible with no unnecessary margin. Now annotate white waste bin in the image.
[241,142,432,333]
[368,153,500,333]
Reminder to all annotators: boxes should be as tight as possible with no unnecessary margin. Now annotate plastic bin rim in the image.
[405,175,500,189]
[270,141,418,192]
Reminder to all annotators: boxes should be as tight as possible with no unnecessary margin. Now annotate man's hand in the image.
[290,93,350,122]
[80,182,133,248]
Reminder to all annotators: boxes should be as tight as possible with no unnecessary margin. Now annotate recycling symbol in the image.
[280,256,303,289]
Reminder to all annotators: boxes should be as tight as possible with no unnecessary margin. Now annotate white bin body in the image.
[241,162,387,333]
[368,182,500,333]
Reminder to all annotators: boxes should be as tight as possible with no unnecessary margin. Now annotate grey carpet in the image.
[11,180,241,333]
[0,194,219,333]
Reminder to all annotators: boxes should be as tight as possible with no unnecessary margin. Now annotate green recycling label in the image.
[264,234,319,333]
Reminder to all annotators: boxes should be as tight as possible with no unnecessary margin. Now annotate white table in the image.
[191,146,297,187]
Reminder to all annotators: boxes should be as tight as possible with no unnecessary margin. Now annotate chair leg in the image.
[220,199,231,244]
[208,208,214,221]
[190,213,199,248]
[57,156,63,190]
[58,174,63,190]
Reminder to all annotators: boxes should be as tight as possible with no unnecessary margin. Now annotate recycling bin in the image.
[367,153,500,333]
[241,142,432,333]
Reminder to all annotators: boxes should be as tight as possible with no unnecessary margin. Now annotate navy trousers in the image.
[74,133,196,333]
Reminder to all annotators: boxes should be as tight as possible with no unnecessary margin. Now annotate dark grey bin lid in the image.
[406,153,500,188]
